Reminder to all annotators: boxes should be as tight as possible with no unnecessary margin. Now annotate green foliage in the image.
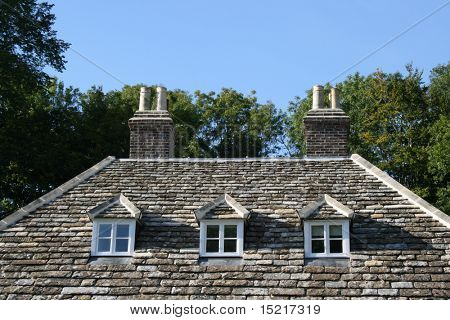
[195,89,285,157]
[0,0,70,217]
[0,0,69,98]
[427,63,450,212]
[0,80,82,216]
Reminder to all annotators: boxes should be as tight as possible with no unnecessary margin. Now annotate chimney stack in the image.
[303,86,349,158]
[128,86,175,159]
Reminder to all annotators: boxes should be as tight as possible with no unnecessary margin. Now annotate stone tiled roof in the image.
[0,157,449,300]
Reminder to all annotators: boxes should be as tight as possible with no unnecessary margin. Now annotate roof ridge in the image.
[351,154,450,228]
[0,156,116,231]
[119,157,351,162]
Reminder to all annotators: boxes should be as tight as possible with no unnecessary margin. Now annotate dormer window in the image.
[195,194,250,258]
[200,221,244,257]
[92,220,136,256]
[299,194,354,259]
[88,194,141,257]
[304,220,349,258]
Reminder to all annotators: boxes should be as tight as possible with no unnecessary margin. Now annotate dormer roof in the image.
[299,194,354,220]
[88,194,141,221]
[194,194,250,222]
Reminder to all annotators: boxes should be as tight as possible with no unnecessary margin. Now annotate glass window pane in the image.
[206,225,219,238]
[330,225,342,238]
[206,239,219,252]
[330,240,343,253]
[98,238,111,252]
[311,240,324,253]
[311,225,324,238]
[99,224,112,238]
[224,225,237,238]
[116,224,130,238]
[115,239,129,252]
[224,239,237,252]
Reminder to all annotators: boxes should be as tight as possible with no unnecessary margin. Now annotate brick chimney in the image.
[303,85,350,157]
[128,86,175,159]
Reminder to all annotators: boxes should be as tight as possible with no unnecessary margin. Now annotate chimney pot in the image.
[139,87,151,111]
[156,86,167,111]
[312,85,324,109]
[330,87,340,109]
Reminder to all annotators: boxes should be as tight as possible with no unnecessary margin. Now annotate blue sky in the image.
[47,0,449,109]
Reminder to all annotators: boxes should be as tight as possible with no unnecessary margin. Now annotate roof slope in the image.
[0,156,449,299]
[1,156,447,248]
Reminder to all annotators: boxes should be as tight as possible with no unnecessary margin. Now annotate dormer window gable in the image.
[299,195,354,259]
[89,194,141,256]
[195,194,250,257]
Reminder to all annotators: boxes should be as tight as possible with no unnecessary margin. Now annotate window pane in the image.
[330,240,343,253]
[99,224,112,238]
[206,225,219,238]
[115,239,129,252]
[311,225,324,238]
[330,225,342,238]
[224,239,237,252]
[98,238,111,252]
[311,240,324,253]
[224,225,237,238]
[116,224,130,238]
[206,239,219,252]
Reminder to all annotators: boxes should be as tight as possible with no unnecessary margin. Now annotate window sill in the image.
[88,256,132,265]
[304,257,349,267]
[198,257,243,266]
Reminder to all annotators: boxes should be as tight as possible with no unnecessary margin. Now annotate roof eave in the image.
[0,156,116,231]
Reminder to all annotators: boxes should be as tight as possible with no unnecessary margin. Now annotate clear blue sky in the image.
[46,0,449,109]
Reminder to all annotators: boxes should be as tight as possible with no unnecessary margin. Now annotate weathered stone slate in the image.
[0,158,448,300]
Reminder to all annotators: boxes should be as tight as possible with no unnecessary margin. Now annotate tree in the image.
[427,63,450,212]
[0,0,70,217]
[167,89,203,157]
[0,0,69,99]
[0,80,81,216]
[195,88,285,157]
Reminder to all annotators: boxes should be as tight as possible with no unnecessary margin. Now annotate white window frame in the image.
[91,219,136,256]
[304,220,350,258]
[199,220,244,257]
